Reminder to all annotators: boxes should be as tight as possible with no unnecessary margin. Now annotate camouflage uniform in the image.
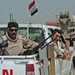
[54,41,73,60]
[0,32,38,55]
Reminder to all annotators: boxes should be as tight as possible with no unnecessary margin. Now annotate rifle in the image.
[22,29,64,55]
[22,34,57,55]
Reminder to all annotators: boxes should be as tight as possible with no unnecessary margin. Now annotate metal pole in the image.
[10,13,11,22]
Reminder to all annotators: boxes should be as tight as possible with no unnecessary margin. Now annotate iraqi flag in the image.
[28,0,38,16]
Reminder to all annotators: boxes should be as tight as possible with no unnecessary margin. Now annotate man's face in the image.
[8,27,18,40]
[52,32,61,42]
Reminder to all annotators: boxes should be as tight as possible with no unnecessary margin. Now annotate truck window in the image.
[18,28,27,37]
[0,28,6,36]
[18,27,45,42]
[29,28,45,42]
[0,27,45,43]
[0,31,4,37]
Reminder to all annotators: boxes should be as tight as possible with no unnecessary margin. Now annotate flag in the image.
[28,0,38,16]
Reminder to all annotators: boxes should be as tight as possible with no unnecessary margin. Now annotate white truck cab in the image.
[0,24,74,75]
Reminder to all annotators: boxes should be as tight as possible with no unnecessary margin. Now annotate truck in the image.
[0,23,74,75]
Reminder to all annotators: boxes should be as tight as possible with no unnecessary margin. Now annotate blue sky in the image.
[0,0,75,24]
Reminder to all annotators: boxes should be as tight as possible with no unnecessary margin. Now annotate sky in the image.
[0,0,75,24]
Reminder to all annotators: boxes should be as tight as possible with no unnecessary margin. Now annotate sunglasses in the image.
[9,29,18,32]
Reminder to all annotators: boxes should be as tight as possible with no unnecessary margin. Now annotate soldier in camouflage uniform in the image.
[0,22,38,55]
[51,29,73,60]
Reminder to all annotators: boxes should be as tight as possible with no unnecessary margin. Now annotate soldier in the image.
[0,22,38,55]
[51,29,73,60]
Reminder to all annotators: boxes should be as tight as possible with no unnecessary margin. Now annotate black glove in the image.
[0,40,8,49]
